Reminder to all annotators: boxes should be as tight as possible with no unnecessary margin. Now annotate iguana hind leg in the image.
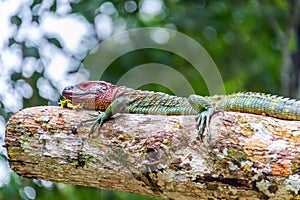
[188,95,220,139]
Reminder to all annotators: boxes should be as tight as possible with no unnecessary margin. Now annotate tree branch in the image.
[5,106,300,199]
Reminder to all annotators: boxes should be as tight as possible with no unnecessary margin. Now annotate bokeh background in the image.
[0,0,299,199]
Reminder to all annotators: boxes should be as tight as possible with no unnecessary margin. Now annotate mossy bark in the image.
[5,106,300,199]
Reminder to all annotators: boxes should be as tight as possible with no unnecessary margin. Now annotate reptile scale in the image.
[61,81,300,138]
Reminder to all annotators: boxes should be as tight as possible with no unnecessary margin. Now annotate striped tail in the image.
[215,92,300,120]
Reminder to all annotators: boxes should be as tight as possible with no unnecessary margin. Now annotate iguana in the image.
[61,81,300,139]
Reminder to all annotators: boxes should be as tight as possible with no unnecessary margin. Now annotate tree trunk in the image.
[259,0,300,98]
[5,106,300,199]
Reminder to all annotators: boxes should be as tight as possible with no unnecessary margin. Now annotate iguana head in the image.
[62,81,121,110]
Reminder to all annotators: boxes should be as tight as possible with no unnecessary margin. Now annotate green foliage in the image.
[82,0,290,94]
[0,174,159,200]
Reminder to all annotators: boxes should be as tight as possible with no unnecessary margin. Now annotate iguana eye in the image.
[82,82,89,88]
[78,82,90,89]
[97,85,106,93]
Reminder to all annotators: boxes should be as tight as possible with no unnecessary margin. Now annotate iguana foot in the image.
[188,94,222,139]
[82,111,109,137]
[83,97,128,137]
[196,108,222,139]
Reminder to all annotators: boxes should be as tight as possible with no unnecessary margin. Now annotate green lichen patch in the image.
[226,147,248,165]
[66,152,93,168]
[206,183,219,190]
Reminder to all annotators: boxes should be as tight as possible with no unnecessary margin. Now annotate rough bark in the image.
[5,106,300,199]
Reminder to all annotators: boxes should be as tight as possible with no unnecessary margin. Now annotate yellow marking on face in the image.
[59,99,82,110]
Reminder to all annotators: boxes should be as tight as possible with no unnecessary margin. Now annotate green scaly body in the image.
[118,87,300,120]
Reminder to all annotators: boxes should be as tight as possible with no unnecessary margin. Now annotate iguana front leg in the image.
[84,97,129,136]
[188,95,220,139]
